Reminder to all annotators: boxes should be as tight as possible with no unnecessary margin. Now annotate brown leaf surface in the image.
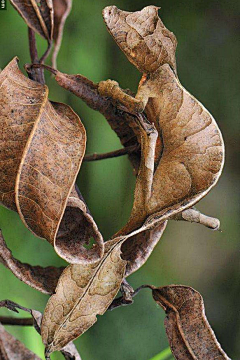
[122,221,167,277]
[9,0,53,41]
[15,100,86,259]
[61,342,82,360]
[41,238,127,355]
[57,186,104,263]
[0,323,41,360]
[0,230,64,294]
[102,5,225,233]
[52,0,72,68]
[151,285,231,360]
[0,57,48,211]
[0,58,104,263]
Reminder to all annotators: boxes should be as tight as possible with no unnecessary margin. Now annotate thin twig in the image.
[27,27,45,84]
[28,27,38,64]
[83,144,140,162]
[0,316,33,326]
[31,63,57,75]
[39,41,53,64]
[108,284,150,311]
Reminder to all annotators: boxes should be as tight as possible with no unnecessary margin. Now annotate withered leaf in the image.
[0,230,64,294]
[122,221,167,277]
[0,58,103,263]
[57,186,104,263]
[0,323,41,360]
[15,100,86,259]
[41,238,127,355]
[151,285,231,360]
[61,342,82,360]
[0,57,48,211]
[9,0,53,42]
[52,0,72,68]
[102,5,225,233]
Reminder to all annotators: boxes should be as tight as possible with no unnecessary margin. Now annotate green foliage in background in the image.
[150,347,173,360]
[0,0,239,359]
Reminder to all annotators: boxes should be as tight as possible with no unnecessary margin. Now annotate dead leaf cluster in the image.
[0,3,230,360]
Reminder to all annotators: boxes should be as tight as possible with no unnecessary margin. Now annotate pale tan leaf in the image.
[151,285,231,360]
[9,0,53,41]
[41,238,127,355]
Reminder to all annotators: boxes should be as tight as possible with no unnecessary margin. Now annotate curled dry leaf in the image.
[0,230,64,294]
[9,0,53,42]
[151,285,231,360]
[41,238,127,355]
[52,0,72,68]
[102,5,225,234]
[57,186,104,263]
[0,57,104,263]
[122,221,167,277]
[0,323,41,360]
[61,342,82,360]
[0,57,48,211]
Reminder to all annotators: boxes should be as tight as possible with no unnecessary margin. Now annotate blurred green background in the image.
[0,0,239,359]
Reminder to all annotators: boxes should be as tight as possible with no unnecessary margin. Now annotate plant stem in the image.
[27,27,45,84]
[108,284,151,311]
[39,41,53,64]
[0,316,33,326]
[83,144,140,162]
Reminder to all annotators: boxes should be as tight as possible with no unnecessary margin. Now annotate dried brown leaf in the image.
[0,323,41,360]
[0,230,64,294]
[52,0,72,68]
[0,58,104,263]
[41,238,127,355]
[15,99,87,260]
[9,0,53,41]
[102,6,224,233]
[151,285,231,360]
[0,57,48,211]
[61,342,82,360]
[58,186,104,263]
[122,221,167,277]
